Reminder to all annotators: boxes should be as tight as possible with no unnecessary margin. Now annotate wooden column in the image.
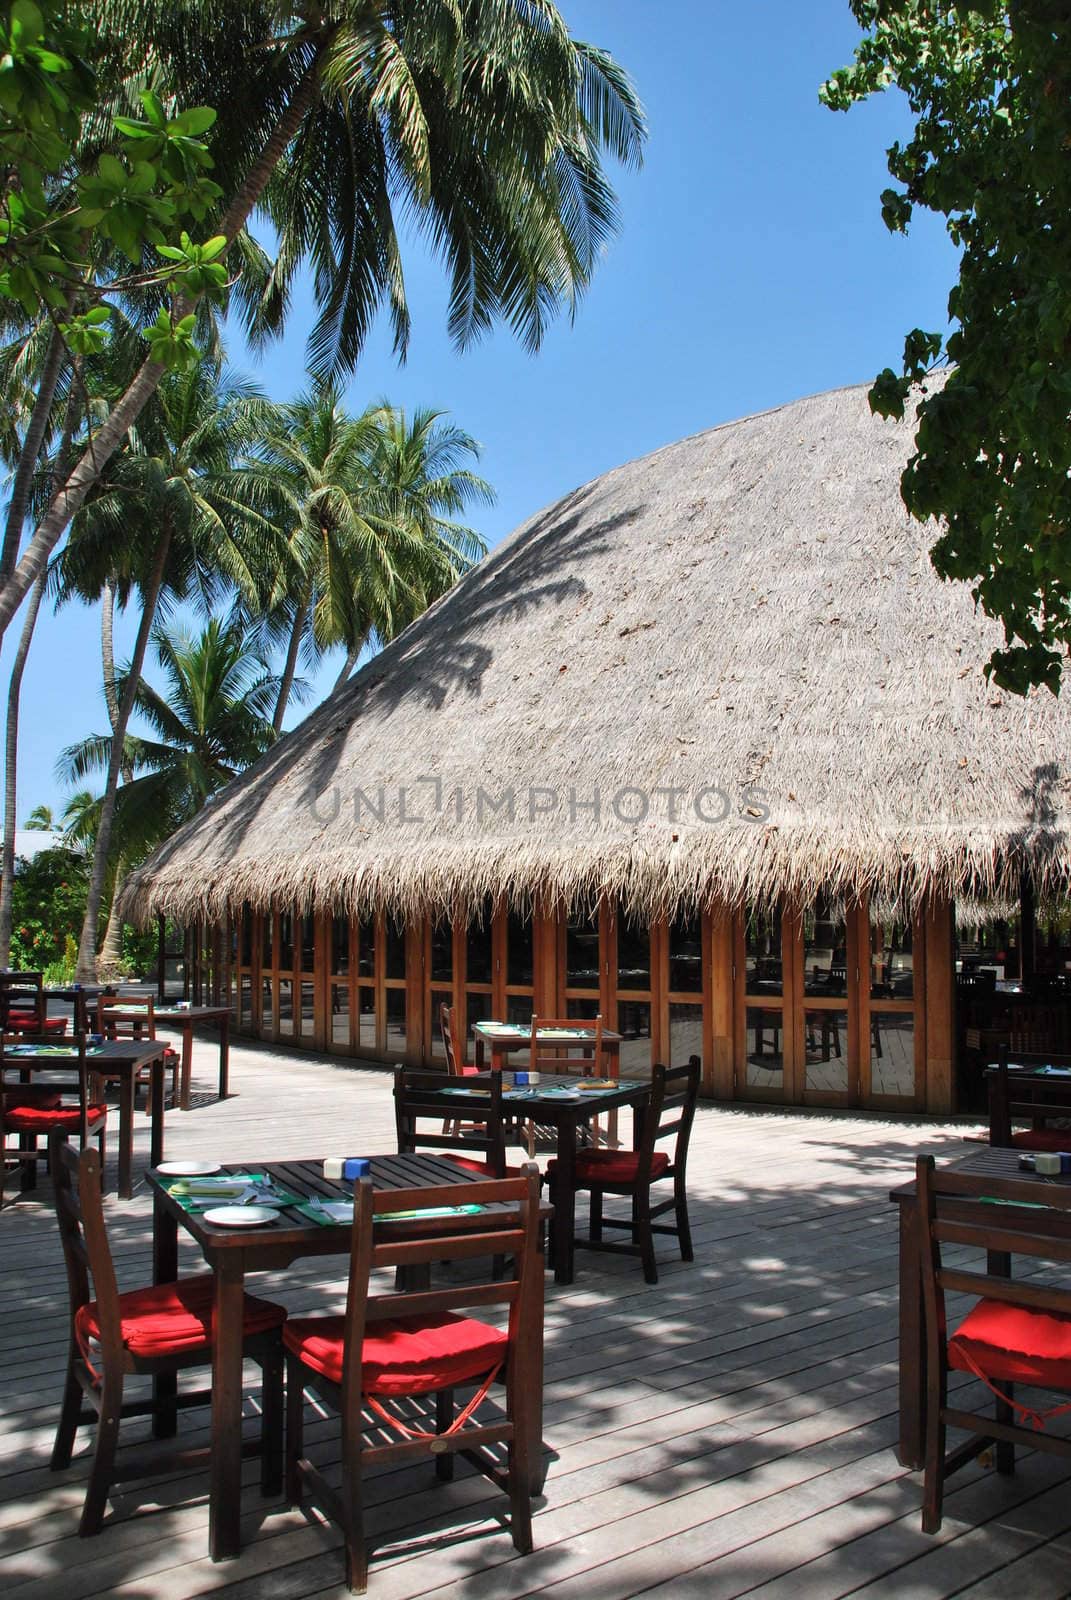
[1020,866,1036,988]
[708,906,734,1099]
[923,898,955,1114]
[405,919,425,1063]
[156,914,166,1001]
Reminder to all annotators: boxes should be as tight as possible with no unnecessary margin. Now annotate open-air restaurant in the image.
[5,383,1071,1597]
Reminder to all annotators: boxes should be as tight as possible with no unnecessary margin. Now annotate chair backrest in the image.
[394,1066,509,1176]
[990,1047,1071,1146]
[0,1031,94,1138]
[529,1015,606,1077]
[97,996,156,1040]
[337,1167,543,1414]
[916,1153,1071,1382]
[633,1057,701,1181]
[440,1002,463,1075]
[0,978,44,1030]
[51,1139,124,1378]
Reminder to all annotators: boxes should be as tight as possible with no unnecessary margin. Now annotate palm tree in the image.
[0,0,644,637]
[24,806,57,832]
[56,358,285,978]
[330,402,493,690]
[61,616,281,970]
[244,385,491,728]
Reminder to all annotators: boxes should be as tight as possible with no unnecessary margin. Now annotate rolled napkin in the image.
[168,1178,249,1199]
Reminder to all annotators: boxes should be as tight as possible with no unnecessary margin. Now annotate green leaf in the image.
[172,106,216,136]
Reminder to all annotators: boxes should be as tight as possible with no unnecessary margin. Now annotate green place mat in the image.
[6,1044,103,1058]
[294,1200,487,1227]
[167,1174,301,1214]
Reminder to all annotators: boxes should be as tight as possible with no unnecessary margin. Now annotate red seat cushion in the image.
[284,1312,507,1394]
[5,1102,107,1132]
[7,1015,67,1034]
[548,1148,670,1185]
[76,1273,286,1361]
[1010,1128,1071,1153]
[949,1298,1071,1389]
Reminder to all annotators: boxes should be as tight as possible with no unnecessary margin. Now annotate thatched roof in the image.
[124,378,1071,927]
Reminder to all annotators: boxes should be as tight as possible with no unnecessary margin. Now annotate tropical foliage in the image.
[823,1,1071,693]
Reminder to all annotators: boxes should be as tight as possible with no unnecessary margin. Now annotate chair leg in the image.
[340,1449,368,1595]
[285,1355,305,1507]
[674,1175,693,1263]
[79,1377,122,1536]
[435,1389,455,1481]
[589,1188,603,1242]
[635,1189,657,1285]
[995,1388,1016,1475]
[51,1349,84,1470]
[921,1369,947,1535]
[507,1373,534,1554]
[260,1339,284,1495]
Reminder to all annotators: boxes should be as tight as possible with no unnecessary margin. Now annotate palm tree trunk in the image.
[97,855,127,975]
[0,569,47,964]
[76,528,172,980]
[101,578,120,729]
[333,639,363,691]
[0,320,68,582]
[273,592,309,733]
[0,54,326,642]
[0,374,80,964]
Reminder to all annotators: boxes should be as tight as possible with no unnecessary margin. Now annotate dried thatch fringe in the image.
[123,378,1071,928]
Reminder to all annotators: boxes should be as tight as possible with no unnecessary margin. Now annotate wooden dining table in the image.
[149,1151,550,1562]
[889,1143,1071,1469]
[418,1072,651,1284]
[107,1003,231,1110]
[4,1037,166,1199]
[472,1019,623,1072]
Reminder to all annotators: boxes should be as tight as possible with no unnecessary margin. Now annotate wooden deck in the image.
[4,1037,1071,1600]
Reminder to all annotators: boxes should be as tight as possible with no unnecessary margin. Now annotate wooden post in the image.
[1020,866,1036,988]
[923,898,955,1114]
[156,914,166,1001]
[708,906,734,1099]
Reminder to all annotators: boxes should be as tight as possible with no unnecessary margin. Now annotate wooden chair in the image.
[529,1014,608,1079]
[284,1167,543,1593]
[440,1002,478,1080]
[394,1066,517,1177]
[916,1152,1071,1533]
[96,996,180,1107]
[1,1032,106,1209]
[549,1057,700,1283]
[989,1048,1071,1150]
[522,1014,612,1156]
[440,1002,479,1136]
[0,972,66,1037]
[50,1140,285,1534]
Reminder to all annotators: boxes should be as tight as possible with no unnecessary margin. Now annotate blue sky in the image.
[5,0,958,821]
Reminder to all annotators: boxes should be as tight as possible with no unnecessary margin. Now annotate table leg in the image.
[179,1026,194,1111]
[149,1057,165,1169]
[210,1254,246,1560]
[117,1066,135,1201]
[897,1197,924,1469]
[550,1117,578,1285]
[475,1036,486,1070]
[152,1196,178,1437]
[219,1015,230,1099]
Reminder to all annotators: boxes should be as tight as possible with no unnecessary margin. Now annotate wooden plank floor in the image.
[4,1038,1071,1600]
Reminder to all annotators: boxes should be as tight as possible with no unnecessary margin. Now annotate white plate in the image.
[157,1160,221,1177]
[202,1205,278,1228]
